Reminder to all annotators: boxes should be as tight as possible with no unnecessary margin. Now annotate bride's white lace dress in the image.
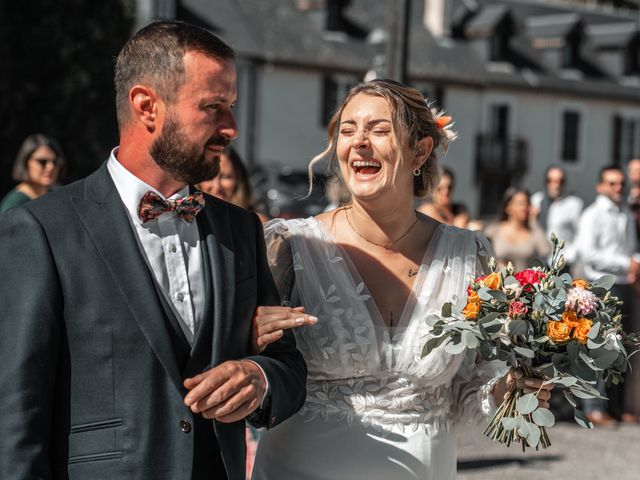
[252,218,504,480]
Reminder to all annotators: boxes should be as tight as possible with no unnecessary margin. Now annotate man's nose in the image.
[219,110,238,140]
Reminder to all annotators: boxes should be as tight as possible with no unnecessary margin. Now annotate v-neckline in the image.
[310,217,445,341]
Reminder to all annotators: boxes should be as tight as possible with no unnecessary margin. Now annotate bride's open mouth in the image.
[352,160,382,177]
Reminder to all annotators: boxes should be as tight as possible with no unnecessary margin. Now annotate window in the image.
[613,115,640,165]
[561,110,581,162]
[320,75,354,126]
[491,104,510,140]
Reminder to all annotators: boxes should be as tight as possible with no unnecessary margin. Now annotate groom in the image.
[0,21,306,479]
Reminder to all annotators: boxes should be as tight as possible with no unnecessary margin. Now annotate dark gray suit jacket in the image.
[0,163,307,479]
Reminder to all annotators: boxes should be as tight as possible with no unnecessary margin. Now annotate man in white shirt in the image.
[531,165,583,267]
[576,165,639,425]
[0,21,307,480]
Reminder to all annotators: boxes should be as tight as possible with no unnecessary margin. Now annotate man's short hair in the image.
[114,20,234,127]
[598,164,624,183]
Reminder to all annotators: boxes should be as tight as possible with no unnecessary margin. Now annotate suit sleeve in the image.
[0,207,62,479]
[244,213,307,428]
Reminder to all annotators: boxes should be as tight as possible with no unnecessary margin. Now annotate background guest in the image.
[484,187,551,271]
[531,165,583,271]
[196,145,268,222]
[0,134,65,213]
[576,165,640,425]
[417,166,469,228]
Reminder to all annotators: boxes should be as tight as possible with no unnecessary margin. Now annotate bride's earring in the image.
[413,168,421,177]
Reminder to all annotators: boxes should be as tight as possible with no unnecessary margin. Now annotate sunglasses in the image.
[31,157,60,168]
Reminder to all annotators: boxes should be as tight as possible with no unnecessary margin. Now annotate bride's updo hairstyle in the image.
[309,79,456,198]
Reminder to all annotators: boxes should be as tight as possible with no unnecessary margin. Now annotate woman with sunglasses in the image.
[0,134,65,213]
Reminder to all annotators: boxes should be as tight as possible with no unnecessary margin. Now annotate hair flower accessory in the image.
[435,115,452,129]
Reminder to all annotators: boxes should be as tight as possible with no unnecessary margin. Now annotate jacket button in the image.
[180,420,192,433]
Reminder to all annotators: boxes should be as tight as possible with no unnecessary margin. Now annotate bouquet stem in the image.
[483,362,551,451]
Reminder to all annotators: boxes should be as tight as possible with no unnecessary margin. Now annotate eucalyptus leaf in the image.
[421,334,450,357]
[554,376,578,387]
[587,322,601,339]
[517,420,541,447]
[425,314,441,327]
[559,273,573,285]
[564,389,577,407]
[501,415,522,430]
[514,346,535,358]
[516,393,539,414]
[591,348,620,370]
[532,408,555,427]
[477,287,492,301]
[444,340,467,355]
[504,275,519,285]
[574,408,594,429]
[462,330,480,349]
[507,320,529,337]
[534,292,546,309]
[592,275,616,290]
[441,302,452,318]
[487,289,508,302]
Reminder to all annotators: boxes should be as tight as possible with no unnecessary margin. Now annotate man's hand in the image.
[183,360,267,423]
[629,257,640,284]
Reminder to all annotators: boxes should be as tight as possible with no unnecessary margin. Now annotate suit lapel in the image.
[70,164,184,394]
[198,198,235,365]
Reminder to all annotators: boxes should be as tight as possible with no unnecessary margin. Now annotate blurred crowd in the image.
[3,133,640,476]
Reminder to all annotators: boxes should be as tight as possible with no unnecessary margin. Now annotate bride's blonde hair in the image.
[309,79,456,198]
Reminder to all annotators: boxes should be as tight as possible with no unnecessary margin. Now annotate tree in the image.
[0,0,135,196]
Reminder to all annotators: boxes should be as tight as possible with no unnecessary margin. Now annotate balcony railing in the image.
[475,134,528,175]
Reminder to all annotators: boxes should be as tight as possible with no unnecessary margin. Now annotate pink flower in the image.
[508,301,528,319]
[565,288,599,316]
[514,269,546,292]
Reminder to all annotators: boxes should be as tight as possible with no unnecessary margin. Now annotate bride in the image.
[250,80,551,479]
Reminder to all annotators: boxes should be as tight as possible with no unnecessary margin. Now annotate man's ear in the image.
[129,85,161,133]
[413,136,434,170]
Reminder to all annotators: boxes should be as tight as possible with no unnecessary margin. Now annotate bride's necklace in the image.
[343,206,419,249]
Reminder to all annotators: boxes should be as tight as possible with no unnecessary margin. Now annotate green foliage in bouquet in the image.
[422,234,640,451]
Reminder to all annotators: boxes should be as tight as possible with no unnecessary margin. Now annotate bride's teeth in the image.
[353,161,381,168]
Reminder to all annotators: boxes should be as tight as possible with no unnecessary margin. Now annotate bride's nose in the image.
[351,131,369,151]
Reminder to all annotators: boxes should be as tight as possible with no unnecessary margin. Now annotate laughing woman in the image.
[250,80,551,480]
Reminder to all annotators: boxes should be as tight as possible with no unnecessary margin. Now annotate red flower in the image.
[514,269,546,292]
[508,301,528,319]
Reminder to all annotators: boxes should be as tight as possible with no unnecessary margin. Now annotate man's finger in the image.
[184,365,234,406]
[257,330,284,350]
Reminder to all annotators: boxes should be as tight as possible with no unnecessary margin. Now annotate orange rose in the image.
[562,310,580,328]
[547,320,570,343]
[463,291,481,319]
[573,318,593,344]
[572,279,590,290]
[481,272,502,290]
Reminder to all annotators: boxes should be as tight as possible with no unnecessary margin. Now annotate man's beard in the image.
[150,116,228,185]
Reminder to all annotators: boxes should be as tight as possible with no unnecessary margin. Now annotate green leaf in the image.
[591,275,616,290]
[507,319,529,337]
[441,302,452,318]
[516,393,539,414]
[532,408,555,427]
[425,314,441,327]
[462,330,479,349]
[487,289,508,302]
[444,340,467,355]
[517,420,541,447]
[574,408,594,429]
[421,334,451,357]
[514,346,535,358]
[587,322,601,339]
[564,389,577,407]
[591,348,621,370]
[501,415,522,430]
[477,287,492,301]
[554,376,578,387]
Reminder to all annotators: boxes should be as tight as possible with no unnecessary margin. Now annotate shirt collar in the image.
[107,147,190,224]
[595,194,624,213]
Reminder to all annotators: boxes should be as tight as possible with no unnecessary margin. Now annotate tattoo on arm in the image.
[408,268,419,278]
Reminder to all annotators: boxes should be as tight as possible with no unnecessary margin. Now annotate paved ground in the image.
[457,421,640,480]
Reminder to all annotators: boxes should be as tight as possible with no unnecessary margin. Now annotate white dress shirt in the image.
[531,191,583,264]
[107,149,205,345]
[576,194,638,284]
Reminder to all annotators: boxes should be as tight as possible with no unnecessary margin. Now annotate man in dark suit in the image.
[0,21,307,479]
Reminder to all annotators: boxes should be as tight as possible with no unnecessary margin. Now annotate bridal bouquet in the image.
[422,234,640,451]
